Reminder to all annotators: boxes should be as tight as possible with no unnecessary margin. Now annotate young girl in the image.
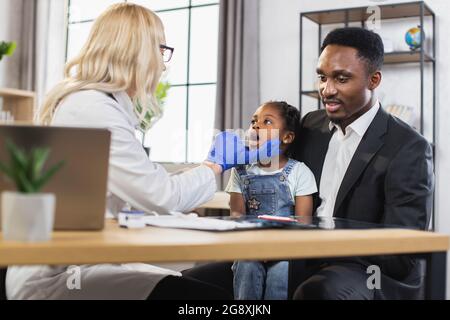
[225,101,317,300]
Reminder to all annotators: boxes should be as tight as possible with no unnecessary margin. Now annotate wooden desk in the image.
[0,219,448,298]
[0,219,447,265]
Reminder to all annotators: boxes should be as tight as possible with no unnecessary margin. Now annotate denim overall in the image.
[232,158,297,300]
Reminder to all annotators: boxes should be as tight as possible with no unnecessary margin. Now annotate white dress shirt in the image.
[316,101,380,218]
[6,90,217,300]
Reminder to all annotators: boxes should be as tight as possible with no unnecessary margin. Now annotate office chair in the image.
[0,268,6,300]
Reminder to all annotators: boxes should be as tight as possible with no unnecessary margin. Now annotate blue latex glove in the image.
[207,131,281,171]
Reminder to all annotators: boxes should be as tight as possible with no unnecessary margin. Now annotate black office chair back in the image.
[0,268,7,300]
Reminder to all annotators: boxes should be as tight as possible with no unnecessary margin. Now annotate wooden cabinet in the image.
[0,88,35,123]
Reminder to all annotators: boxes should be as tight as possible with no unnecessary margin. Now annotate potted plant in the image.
[141,81,171,156]
[156,81,170,107]
[0,41,16,61]
[0,140,64,241]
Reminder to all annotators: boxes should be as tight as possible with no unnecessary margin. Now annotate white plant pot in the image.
[1,191,55,242]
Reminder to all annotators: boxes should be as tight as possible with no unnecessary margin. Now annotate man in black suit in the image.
[291,27,434,299]
[183,27,434,300]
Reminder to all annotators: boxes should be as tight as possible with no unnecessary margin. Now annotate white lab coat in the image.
[6,90,217,299]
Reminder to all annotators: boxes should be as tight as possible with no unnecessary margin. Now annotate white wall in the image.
[0,0,11,88]
[0,0,67,108]
[0,0,24,89]
[260,0,450,298]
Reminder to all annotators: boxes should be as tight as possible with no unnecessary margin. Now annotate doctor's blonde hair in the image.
[39,3,165,124]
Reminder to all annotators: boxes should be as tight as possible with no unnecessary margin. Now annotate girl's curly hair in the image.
[265,101,300,157]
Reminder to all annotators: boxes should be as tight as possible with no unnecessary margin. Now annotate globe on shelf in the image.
[405,26,424,51]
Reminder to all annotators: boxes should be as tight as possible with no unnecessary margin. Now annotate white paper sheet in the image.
[143,215,258,231]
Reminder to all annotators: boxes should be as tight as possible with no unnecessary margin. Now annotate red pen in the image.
[257,215,297,222]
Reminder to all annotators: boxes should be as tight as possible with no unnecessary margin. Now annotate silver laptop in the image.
[0,125,110,230]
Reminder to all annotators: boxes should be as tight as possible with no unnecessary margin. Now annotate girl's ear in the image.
[282,131,295,145]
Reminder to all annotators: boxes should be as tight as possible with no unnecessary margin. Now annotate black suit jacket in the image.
[293,107,434,281]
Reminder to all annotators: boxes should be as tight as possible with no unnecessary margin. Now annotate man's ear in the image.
[368,71,382,90]
[282,131,295,145]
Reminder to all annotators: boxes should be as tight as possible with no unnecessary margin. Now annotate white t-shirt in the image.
[225,160,318,200]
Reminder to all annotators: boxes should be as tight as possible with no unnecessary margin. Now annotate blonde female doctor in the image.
[5,3,278,300]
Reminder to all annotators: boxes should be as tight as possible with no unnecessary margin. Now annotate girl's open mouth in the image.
[246,130,259,149]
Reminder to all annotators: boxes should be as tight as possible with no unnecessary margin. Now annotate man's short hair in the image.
[320,27,384,74]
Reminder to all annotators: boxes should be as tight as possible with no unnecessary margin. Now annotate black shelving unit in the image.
[299,1,435,141]
[299,1,436,228]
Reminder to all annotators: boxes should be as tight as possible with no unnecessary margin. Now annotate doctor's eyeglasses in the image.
[160,45,174,62]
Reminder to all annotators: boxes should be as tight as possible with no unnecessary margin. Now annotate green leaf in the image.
[0,42,7,55]
[0,161,14,180]
[31,148,50,182]
[6,140,28,172]
[155,81,170,107]
[34,160,65,192]
[4,140,26,187]
[5,42,16,56]
[0,41,16,60]
[17,170,35,193]
[0,140,64,193]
